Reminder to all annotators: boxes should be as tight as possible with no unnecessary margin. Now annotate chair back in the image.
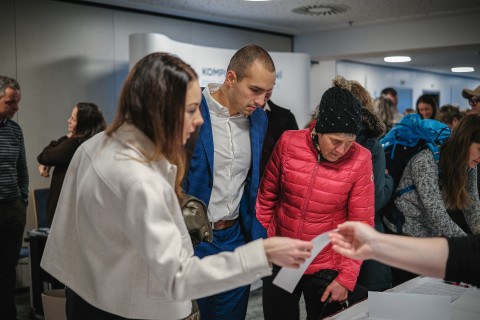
[32,188,50,229]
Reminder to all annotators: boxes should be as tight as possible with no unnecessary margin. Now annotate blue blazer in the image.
[183,95,268,241]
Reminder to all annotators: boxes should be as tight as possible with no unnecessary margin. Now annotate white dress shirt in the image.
[203,84,251,222]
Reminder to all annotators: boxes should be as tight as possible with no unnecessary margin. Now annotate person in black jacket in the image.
[260,92,299,178]
[37,102,105,227]
[330,221,480,288]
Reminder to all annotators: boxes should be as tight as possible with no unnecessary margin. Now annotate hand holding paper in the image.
[263,237,313,269]
[272,231,332,293]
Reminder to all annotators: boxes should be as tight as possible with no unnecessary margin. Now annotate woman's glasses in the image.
[469,97,480,106]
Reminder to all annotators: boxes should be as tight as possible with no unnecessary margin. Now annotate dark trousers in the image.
[66,288,137,320]
[0,199,27,320]
[66,288,199,320]
[194,222,249,320]
[391,268,417,287]
[262,267,367,320]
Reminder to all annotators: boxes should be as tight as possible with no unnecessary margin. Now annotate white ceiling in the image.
[80,0,480,77]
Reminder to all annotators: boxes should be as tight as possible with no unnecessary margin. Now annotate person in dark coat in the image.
[332,76,395,291]
[37,102,105,227]
[260,93,299,177]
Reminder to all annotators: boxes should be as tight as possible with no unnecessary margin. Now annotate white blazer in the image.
[41,124,271,319]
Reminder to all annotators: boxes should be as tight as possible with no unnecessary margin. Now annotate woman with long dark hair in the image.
[40,52,312,320]
[415,94,438,119]
[384,114,480,238]
[37,102,105,226]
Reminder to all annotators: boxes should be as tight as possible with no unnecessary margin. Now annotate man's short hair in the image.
[439,104,462,125]
[0,76,21,98]
[227,44,275,81]
[381,87,397,97]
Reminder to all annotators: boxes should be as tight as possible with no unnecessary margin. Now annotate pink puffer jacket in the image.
[256,128,374,291]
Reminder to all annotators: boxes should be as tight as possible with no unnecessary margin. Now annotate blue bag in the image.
[380,114,451,233]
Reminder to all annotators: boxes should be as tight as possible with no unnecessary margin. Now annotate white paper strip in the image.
[272,231,331,293]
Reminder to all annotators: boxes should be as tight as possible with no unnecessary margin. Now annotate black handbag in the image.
[181,194,213,247]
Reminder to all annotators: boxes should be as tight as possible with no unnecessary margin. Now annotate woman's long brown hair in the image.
[106,52,198,198]
[440,114,480,209]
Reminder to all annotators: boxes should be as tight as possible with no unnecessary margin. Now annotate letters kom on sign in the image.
[129,33,311,127]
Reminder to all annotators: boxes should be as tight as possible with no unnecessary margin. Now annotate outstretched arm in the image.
[263,237,313,269]
[329,221,448,279]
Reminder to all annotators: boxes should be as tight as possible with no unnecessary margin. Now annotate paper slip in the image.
[368,291,451,320]
[272,231,331,293]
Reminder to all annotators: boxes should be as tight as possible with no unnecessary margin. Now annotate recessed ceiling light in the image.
[292,4,349,16]
[451,67,474,73]
[308,7,333,14]
[384,56,411,63]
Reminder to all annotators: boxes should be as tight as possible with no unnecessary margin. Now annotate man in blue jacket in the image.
[183,44,275,320]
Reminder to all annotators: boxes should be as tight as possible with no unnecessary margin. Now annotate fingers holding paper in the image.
[263,237,313,269]
[329,221,377,261]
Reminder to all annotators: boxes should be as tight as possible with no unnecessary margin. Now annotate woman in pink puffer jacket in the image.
[257,87,375,320]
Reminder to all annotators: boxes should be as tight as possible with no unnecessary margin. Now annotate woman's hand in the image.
[329,221,378,261]
[38,165,51,177]
[321,279,348,302]
[263,237,313,269]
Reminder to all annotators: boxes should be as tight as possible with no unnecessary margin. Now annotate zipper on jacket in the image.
[296,161,319,239]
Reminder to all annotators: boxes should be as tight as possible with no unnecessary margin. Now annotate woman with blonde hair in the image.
[374,95,397,132]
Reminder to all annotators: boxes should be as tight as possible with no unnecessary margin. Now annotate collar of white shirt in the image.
[203,84,249,118]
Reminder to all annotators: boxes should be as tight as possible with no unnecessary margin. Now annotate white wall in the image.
[337,61,480,111]
[3,0,479,230]
[297,9,480,103]
[129,33,311,127]
[1,0,292,230]
[309,60,336,124]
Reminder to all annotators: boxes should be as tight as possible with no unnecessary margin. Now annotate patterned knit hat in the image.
[315,87,362,135]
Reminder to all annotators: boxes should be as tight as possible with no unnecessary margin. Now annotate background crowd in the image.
[1,45,479,320]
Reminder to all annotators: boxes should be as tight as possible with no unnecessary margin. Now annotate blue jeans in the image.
[0,198,27,320]
[194,222,250,320]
